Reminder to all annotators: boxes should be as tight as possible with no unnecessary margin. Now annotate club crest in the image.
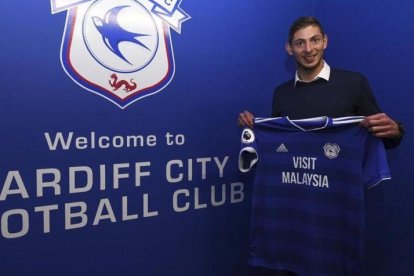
[323,143,341,159]
[51,0,190,108]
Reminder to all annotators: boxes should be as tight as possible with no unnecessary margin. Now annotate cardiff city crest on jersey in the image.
[51,0,190,108]
[323,143,341,159]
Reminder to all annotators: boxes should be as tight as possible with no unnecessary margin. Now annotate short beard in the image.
[297,58,323,72]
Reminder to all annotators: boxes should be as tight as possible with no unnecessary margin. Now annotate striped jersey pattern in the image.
[239,116,390,275]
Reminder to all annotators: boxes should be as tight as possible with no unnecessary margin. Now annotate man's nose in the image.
[304,41,312,52]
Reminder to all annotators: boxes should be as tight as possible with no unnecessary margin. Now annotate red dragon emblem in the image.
[109,73,137,92]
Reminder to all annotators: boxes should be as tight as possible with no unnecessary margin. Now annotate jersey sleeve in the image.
[363,136,391,189]
[238,128,258,172]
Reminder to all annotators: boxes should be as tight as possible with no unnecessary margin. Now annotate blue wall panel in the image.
[1,0,412,275]
[0,1,307,275]
[315,1,414,274]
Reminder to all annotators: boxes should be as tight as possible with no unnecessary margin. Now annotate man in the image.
[238,16,404,275]
[238,16,404,147]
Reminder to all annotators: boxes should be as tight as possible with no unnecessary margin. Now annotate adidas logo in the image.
[276,143,288,152]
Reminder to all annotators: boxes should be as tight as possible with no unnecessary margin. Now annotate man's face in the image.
[286,25,327,71]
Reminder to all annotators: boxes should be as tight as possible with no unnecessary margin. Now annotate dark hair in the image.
[288,16,325,44]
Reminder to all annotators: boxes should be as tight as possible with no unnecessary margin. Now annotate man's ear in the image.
[285,42,293,55]
[323,34,328,50]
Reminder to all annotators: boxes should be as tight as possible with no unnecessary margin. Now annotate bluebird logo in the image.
[84,3,158,72]
[51,0,190,108]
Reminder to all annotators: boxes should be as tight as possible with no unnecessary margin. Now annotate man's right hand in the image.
[238,111,255,128]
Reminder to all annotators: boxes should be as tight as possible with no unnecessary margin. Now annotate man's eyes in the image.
[294,41,304,47]
[294,37,321,48]
[311,37,321,44]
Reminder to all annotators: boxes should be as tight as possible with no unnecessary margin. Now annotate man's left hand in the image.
[361,113,400,138]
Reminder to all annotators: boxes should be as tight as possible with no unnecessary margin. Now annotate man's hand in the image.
[360,113,400,138]
[238,111,255,128]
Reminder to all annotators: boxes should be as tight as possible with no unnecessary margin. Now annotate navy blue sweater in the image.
[272,69,402,148]
[272,69,380,118]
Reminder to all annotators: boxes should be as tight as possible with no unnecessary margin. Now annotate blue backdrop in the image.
[0,0,412,275]
[315,1,414,275]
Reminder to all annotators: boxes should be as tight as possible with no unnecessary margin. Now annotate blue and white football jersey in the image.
[239,116,391,275]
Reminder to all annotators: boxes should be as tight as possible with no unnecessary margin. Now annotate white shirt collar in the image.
[294,61,331,86]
